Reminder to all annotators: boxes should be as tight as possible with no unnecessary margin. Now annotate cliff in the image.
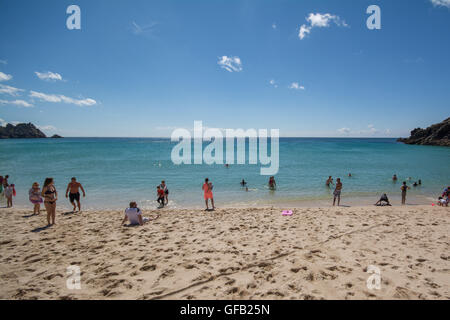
[0,123,47,139]
[397,118,450,147]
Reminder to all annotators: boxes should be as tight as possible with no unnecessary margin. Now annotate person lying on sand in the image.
[121,202,148,226]
[375,193,391,206]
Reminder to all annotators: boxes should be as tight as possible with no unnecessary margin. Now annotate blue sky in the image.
[0,0,449,137]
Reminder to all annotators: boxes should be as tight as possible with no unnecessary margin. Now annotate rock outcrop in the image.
[0,123,47,139]
[397,118,450,147]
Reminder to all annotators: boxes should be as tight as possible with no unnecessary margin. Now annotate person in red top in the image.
[202,178,215,211]
[157,185,165,207]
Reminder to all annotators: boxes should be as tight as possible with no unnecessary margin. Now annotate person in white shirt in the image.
[121,202,148,226]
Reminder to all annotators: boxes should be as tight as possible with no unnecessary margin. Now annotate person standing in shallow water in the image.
[202,178,215,211]
[333,178,343,206]
[268,176,276,190]
[401,181,410,205]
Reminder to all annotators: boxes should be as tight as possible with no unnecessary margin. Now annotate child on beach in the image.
[159,180,169,205]
[202,178,215,210]
[401,182,410,205]
[157,186,165,207]
[5,184,15,208]
[29,182,43,214]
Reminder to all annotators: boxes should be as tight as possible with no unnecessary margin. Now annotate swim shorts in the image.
[69,192,80,203]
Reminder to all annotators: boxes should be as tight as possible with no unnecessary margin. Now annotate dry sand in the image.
[0,205,448,300]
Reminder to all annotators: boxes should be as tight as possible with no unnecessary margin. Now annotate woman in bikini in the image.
[42,178,57,226]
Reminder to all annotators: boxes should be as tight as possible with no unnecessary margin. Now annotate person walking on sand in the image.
[42,178,57,226]
[202,178,215,210]
[333,178,343,206]
[159,180,169,205]
[121,202,149,226]
[326,176,334,187]
[401,181,410,205]
[65,177,86,212]
[29,182,43,215]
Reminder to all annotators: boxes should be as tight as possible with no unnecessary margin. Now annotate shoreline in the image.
[0,205,448,300]
[1,193,437,211]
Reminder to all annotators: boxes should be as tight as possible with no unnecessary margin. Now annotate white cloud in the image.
[0,60,7,65]
[29,91,97,106]
[299,25,311,40]
[0,84,23,96]
[0,99,33,107]
[269,79,278,88]
[337,127,351,134]
[430,0,450,8]
[132,21,158,35]
[289,82,305,90]
[298,13,348,40]
[0,71,12,81]
[35,71,63,81]
[0,118,7,126]
[272,23,277,29]
[218,56,243,72]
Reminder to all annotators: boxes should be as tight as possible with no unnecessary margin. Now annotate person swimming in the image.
[240,179,247,186]
[393,174,398,182]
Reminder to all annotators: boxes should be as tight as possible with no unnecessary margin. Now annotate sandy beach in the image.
[0,204,448,300]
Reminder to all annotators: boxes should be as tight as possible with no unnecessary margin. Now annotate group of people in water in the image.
[1,171,448,227]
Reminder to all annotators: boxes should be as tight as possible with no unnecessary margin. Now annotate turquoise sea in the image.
[0,138,449,210]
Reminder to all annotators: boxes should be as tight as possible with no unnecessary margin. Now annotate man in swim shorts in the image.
[65,177,86,212]
[333,178,342,206]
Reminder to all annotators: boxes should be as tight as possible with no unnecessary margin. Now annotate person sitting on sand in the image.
[65,177,86,213]
[438,196,448,207]
[326,176,334,187]
[121,202,148,226]
[157,185,165,207]
[29,182,43,215]
[159,180,169,205]
[202,178,215,210]
[333,178,342,206]
[268,176,276,190]
[375,193,391,206]
[401,181,410,205]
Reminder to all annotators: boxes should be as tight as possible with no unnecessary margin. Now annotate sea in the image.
[0,138,449,210]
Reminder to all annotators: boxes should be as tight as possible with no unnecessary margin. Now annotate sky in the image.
[0,0,449,137]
